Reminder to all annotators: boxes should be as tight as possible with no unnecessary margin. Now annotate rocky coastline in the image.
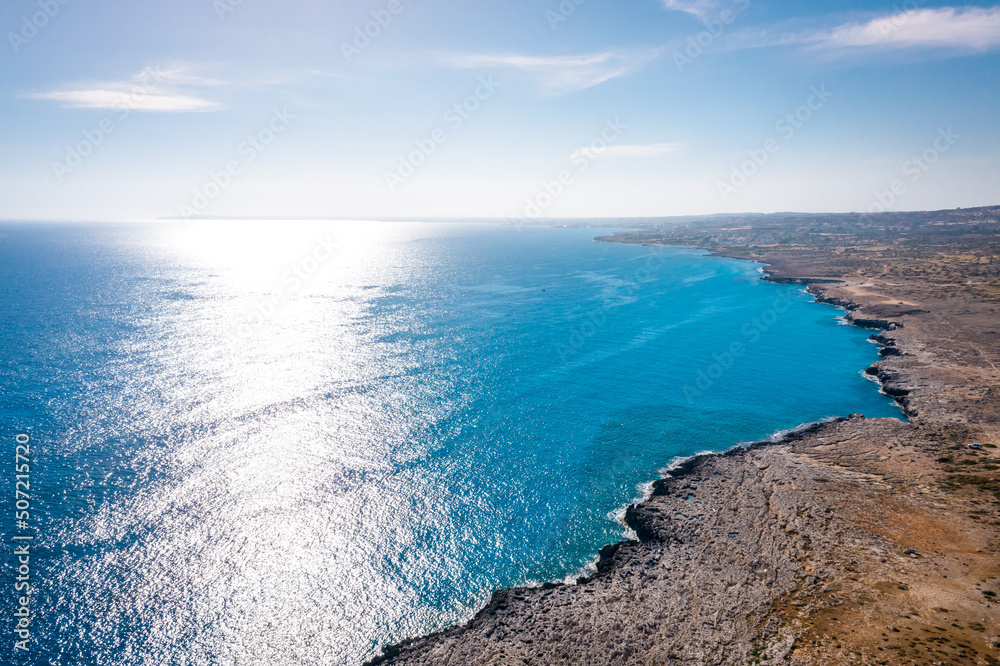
[367,223,1000,665]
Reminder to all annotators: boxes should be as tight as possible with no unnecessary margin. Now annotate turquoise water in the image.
[0,221,899,665]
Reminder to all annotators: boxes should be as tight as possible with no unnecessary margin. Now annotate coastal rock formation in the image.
[371,217,1000,665]
[372,413,998,664]
[370,417,892,664]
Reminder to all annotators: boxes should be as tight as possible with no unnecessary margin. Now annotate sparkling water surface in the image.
[0,221,900,665]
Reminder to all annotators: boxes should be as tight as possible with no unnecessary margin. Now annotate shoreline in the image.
[362,251,851,663]
[368,232,1000,665]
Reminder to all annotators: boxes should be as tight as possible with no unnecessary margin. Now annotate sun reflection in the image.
[18,222,901,665]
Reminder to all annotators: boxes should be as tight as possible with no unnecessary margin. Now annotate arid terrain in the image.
[370,207,1000,665]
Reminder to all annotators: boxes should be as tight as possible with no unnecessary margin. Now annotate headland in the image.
[370,207,1000,665]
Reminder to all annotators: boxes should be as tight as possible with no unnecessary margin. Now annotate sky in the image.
[1,0,999,221]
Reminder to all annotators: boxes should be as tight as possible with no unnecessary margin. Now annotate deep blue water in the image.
[0,221,900,665]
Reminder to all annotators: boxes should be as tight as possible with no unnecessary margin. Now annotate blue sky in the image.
[1,0,998,220]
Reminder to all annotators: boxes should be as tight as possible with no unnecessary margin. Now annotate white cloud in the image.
[707,5,1000,58]
[306,69,345,79]
[25,89,222,111]
[442,51,656,95]
[809,6,1000,52]
[662,0,723,20]
[570,143,682,161]
[24,65,224,112]
[149,65,228,88]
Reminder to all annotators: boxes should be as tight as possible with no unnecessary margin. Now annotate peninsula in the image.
[370,206,1000,665]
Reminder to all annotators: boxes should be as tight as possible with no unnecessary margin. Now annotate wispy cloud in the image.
[571,143,682,161]
[26,90,222,111]
[23,65,224,112]
[150,65,228,88]
[306,69,345,79]
[442,51,657,95]
[661,0,723,20]
[808,6,1000,52]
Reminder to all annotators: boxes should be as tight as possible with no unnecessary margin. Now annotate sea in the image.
[0,221,901,665]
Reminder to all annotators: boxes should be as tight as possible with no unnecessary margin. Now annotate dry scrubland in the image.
[371,207,1000,665]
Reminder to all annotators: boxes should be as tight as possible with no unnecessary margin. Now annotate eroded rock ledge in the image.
[367,252,1000,665]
